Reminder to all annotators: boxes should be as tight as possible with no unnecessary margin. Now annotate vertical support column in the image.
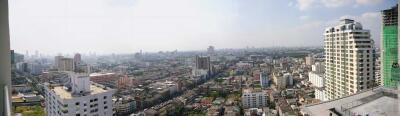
[0,0,11,115]
[398,0,400,67]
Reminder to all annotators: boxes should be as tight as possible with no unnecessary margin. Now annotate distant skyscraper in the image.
[259,72,269,88]
[55,55,64,69]
[324,19,375,100]
[58,58,74,71]
[74,53,82,63]
[207,46,215,55]
[195,56,211,71]
[74,53,82,71]
[381,5,400,88]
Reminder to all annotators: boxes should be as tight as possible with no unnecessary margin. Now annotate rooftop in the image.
[52,83,111,99]
[301,87,399,116]
[243,88,264,93]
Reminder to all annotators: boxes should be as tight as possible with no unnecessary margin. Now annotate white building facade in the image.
[44,72,116,116]
[309,73,324,88]
[324,19,375,100]
[241,89,268,109]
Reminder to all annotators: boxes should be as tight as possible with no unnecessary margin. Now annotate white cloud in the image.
[321,0,352,8]
[355,0,383,5]
[299,15,310,20]
[288,1,294,7]
[296,0,383,11]
[297,0,316,11]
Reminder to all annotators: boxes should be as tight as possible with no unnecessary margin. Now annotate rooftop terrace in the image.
[302,87,399,116]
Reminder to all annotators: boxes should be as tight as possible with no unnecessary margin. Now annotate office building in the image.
[58,58,74,71]
[195,56,211,70]
[74,53,82,63]
[284,73,293,87]
[260,72,269,88]
[241,89,268,109]
[54,55,64,69]
[324,19,375,100]
[194,56,212,77]
[44,72,116,116]
[381,5,400,88]
[207,46,215,55]
[74,53,82,68]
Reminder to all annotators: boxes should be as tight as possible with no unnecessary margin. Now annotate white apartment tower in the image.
[241,89,267,108]
[324,19,375,100]
[309,62,325,88]
[44,72,116,116]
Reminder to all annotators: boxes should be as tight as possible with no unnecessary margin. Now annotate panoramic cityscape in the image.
[1,0,400,116]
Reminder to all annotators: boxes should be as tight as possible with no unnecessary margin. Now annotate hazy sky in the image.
[9,0,397,55]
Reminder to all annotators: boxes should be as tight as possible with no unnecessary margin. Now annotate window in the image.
[75,102,80,105]
[103,96,107,99]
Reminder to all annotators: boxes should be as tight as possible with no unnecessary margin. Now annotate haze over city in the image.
[9,0,397,54]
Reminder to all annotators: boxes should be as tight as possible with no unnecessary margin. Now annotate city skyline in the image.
[9,0,397,54]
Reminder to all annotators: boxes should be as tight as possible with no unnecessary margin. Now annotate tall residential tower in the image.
[324,19,375,100]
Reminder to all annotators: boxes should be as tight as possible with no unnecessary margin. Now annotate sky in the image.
[9,0,398,55]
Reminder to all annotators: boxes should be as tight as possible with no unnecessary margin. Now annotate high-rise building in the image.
[375,56,383,86]
[309,62,325,88]
[74,53,82,65]
[207,46,215,55]
[259,72,269,88]
[273,72,293,89]
[44,72,115,116]
[195,56,211,70]
[58,58,74,71]
[309,62,326,101]
[283,73,293,87]
[305,55,315,65]
[241,89,267,108]
[74,53,83,72]
[10,50,24,65]
[381,5,400,88]
[10,50,14,65]
[324,19,375,100]
[55,55,64,69]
